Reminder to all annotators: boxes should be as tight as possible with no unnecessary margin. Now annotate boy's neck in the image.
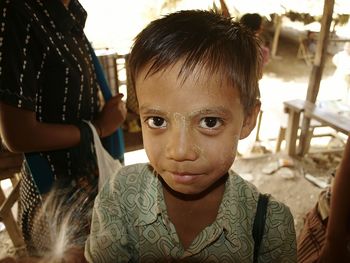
[161,174,228,201]
[161,174,228,249]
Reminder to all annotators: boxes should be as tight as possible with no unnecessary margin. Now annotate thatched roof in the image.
[227,0,350,16]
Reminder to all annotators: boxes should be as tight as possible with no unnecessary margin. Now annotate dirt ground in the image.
[0,34,347,258]
[232,150,342,236]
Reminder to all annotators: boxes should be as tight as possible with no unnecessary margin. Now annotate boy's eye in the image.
[146,117,167,129]
[199,117,222,129]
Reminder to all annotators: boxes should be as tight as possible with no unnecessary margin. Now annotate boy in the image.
[85,10,296,262]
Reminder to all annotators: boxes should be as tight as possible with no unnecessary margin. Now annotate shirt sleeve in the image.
[84,171,132,263]
[259,200,297,263]
[0,1,42,110]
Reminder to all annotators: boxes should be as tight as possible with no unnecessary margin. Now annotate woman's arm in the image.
[320,134,350,262]
[0,94,127,153]
[0,102,80,153]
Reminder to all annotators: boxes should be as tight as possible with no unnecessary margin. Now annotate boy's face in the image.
[136,61,259,195]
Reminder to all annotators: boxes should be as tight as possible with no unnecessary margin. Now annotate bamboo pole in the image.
[297,0,335,156]
[271,14,282,58]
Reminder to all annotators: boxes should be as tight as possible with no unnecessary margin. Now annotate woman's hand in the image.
[93,93,127,138]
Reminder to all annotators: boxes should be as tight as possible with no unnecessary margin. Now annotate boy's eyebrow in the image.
[189,107,231,117]
[139,106,165,115]
[139,106,232,117]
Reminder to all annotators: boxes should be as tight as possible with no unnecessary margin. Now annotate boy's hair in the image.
[129,10,262,114]
[240,13,263,33]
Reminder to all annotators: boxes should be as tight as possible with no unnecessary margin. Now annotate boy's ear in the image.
[239,101,261,140]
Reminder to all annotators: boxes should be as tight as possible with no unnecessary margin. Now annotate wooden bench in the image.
[0,138,25,248]
[281,99,350,156]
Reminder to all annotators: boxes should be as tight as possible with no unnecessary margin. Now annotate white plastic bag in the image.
[86,121,122,190]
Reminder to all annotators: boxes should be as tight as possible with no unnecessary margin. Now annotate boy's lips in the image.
[169,171,202,184]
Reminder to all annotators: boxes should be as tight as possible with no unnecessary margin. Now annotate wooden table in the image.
[283,99,350,156]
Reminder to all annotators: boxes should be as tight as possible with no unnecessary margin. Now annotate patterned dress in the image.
[0,0,100,255]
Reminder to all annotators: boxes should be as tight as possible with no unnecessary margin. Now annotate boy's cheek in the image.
[143,136,162,161]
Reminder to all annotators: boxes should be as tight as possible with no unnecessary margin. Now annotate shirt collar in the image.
[45,0,87,33]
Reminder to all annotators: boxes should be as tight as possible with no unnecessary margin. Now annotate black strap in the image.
[252,193,270,263]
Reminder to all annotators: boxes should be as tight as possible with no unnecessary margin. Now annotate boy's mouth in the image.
[169,171,201,184]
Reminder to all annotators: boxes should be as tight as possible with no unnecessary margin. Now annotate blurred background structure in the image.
[80,0,350,53]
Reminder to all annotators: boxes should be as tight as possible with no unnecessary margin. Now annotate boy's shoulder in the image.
[228,170,293,220]
[227,170,260,206]
[227,171,295,242]
[210,171,296,256]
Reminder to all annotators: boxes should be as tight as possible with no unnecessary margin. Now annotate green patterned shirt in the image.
[85,163,296,262]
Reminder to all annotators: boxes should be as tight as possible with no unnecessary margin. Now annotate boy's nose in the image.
[165,127,198,161]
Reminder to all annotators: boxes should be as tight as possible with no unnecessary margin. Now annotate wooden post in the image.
[297,0,335,156]
[271,14,282,58]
